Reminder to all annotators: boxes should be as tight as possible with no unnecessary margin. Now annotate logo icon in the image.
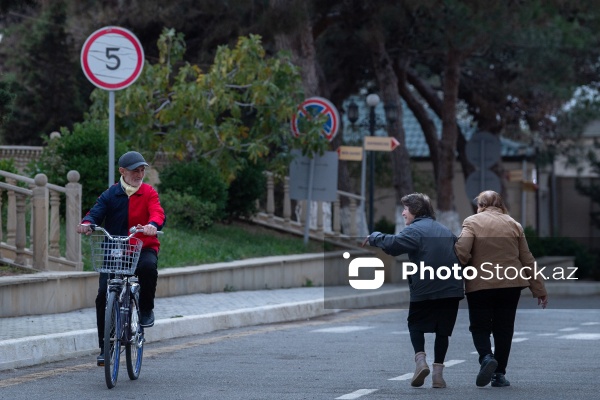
[345,252,385,290]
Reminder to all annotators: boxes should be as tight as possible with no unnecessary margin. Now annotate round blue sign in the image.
[290,97,340,142]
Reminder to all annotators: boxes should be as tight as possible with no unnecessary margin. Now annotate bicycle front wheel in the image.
[104,291,121,389]
[126,292,144,380]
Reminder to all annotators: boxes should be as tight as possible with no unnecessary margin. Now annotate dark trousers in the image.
[96,248,158,348]
[466,287,522,375]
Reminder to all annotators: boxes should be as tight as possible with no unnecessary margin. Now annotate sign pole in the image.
[81,26,144,188]
[359,144,367,236]
[303,156,316,245]
[108,91,115,187]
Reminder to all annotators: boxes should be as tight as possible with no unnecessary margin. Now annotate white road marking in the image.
[581,322,600,326]
[336,389,378,399]
[390,330,410,334]
[558,327,579,332]
[512,338,529,343]
[311,326,372,333]
[537,333,558,336]
[388,359,465,380]
[513,331,530,335]
[444,359,465,367]
[558,333,600,340]
[389,373,413,381]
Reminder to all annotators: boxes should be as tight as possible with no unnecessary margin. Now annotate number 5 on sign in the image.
[80,26,144,91]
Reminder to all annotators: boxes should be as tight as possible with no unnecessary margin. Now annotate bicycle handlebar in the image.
[81,224,163,241]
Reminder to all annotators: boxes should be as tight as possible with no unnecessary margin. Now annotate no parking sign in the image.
[290,97,340,142]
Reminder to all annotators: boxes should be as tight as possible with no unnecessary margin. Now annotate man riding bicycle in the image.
[76,151,166,366]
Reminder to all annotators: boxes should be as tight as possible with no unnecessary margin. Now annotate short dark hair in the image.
[476,190,508,214]
[401,193,435,219]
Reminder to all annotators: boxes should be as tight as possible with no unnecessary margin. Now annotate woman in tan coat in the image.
[455,191,548,388]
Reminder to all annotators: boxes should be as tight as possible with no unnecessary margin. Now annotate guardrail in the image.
[0,170,82,271]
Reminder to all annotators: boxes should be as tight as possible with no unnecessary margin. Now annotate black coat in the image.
[368,217,465,302]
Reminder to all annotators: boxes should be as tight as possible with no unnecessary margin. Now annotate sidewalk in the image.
[0,285,410,371]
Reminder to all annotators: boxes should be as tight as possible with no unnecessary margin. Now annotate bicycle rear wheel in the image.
[104,291,121,389]
[126,292,144,380]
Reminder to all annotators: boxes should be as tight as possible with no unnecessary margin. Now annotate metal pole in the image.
[359,143,367,236]
[108,90,116,188]
[521,158,527,226]
[303,155,316,245]
[368,105,375,232]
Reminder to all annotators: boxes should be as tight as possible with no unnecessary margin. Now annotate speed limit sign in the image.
[80,26,144,91]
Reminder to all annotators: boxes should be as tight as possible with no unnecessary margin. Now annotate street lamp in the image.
[346,94,397,233]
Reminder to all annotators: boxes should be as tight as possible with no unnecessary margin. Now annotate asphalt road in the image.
[1,296,598,399]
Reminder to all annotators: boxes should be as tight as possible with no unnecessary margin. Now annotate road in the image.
[1,296,598,399]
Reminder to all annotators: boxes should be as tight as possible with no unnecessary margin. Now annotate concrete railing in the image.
[0,145,43,173]
[0,170,82,271]
[252,172,365,244]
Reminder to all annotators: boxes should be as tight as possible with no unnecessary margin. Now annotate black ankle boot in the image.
[491,373,510,387]
[476,354,498,387]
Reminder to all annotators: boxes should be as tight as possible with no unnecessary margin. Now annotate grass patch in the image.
[81,220,324,271]
[0,265,36,276]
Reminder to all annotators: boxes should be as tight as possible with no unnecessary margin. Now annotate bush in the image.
[27,119,128,215]
[158,159,228,222]
[524,227,599,280]
[225,160,266,220]
[374,216,396,234]
[159,190,217,230]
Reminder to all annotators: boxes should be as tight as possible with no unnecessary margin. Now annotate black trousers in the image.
[466,287,522,375]
[96,248,158,349]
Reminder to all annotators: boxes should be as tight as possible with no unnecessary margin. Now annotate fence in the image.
[0,170,82,271]
[251,172,366,245]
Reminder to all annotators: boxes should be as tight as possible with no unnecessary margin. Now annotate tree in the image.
[86,29,325,182]
[0,1,87,144]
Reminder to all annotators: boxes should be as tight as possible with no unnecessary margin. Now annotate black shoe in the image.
[140,310,155,327]
[96,351,104,366]
[491,373,510,387]
[476,354,498,387]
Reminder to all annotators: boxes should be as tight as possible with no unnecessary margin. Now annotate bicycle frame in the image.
[83,224,149,389]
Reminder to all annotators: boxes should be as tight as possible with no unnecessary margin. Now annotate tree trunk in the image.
[437,48,462,233]
[270,0,319,97]
[367,26,413,232]
[368,27,414,200]
[396,60,440,182]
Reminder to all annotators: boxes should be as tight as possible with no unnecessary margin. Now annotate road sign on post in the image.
[465,131,502,200]
[290,97,340,244]
[81,26,145,188]
[363,136,400,152]
[337,146,363,161]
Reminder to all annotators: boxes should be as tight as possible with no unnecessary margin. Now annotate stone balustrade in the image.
[251,172,366,245]
[0,170,83,271]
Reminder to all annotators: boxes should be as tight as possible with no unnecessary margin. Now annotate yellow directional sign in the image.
[363,136,401,152]
[337,146,363,161]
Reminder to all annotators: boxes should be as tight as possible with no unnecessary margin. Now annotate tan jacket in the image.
[455,207,547,297]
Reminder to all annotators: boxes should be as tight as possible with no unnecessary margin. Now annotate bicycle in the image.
[84,224,160,389]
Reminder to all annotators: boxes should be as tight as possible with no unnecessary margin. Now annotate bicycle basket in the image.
[89,232,143,275]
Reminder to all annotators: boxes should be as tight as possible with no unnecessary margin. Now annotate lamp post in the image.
[347,94,397,234]
[366,94,379,233]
